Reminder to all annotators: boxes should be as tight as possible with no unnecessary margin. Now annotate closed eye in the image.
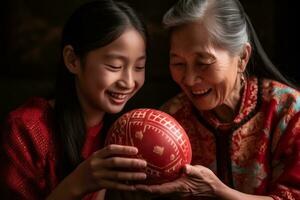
[196,57,216,66]
[195,61,215,70]
[105,64,122,71]
[135,66,145,71]
[195,63,211,71]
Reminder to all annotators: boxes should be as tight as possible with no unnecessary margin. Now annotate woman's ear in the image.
[63,45,81,74]
[239,42,252,72]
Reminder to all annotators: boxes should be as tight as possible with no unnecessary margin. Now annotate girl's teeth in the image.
[109,92,127,99]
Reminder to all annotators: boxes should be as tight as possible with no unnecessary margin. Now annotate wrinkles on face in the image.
[169,22,242,118]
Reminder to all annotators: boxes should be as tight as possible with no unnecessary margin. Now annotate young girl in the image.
[0,0,149,199]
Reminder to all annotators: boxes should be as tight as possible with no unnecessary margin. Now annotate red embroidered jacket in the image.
[161,77,300,200]
[0,97,102,199]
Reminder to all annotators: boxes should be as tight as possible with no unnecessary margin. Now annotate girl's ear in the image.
[63,45,81,74]
[239,42,252,72]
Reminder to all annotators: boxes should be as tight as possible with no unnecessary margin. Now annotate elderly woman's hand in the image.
[136,164,225,198]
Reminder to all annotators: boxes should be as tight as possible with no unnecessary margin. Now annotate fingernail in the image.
[141,160,147,167]
[140,173,147,179]
[184,165,190,173]
[130,147,138,154]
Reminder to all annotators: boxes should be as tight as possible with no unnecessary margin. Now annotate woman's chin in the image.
[192,99,217,111]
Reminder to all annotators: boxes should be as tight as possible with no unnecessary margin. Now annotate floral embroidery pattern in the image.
[161,77,300,199]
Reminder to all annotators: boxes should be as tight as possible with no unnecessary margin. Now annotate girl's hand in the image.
[49,144,147,199]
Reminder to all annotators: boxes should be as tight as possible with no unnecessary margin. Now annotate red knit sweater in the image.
[0,97,103,199]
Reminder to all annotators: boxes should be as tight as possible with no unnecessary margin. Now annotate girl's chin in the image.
[106,107,124,114]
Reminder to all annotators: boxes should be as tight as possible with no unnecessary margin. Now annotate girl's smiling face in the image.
[67,28,146,120]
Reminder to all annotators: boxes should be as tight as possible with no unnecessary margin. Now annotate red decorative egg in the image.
[105,108,192,184]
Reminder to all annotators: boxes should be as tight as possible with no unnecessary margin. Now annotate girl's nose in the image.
[118,70,135,89]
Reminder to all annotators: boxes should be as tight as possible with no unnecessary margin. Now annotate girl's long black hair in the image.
[54,0,148,179]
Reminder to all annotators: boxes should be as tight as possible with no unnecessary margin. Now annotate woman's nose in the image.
[183,67,200,86]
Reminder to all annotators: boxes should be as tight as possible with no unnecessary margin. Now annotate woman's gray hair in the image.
[163,0,249,56]
[163,0,299,89]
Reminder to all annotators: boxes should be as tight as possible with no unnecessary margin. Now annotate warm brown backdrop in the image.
[0,0,298,121]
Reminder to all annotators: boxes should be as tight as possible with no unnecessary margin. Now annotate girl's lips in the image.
[107,91,132,105]
[108,92,127,99]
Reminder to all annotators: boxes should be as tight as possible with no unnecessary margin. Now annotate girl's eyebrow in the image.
[104,53,146,61]
[103,53,127,61]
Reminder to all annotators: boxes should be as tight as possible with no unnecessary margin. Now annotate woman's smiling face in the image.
[169,22,241,111]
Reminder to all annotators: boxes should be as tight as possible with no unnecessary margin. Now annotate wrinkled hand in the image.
[105,189,156,200]
[66,144,147,197]
[136,164,225,198]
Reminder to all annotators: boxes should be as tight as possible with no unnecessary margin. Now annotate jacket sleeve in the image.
[269,112,300,199]
[0,114,49,200]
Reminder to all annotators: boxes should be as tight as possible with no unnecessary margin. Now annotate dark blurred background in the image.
[0,0,298,122]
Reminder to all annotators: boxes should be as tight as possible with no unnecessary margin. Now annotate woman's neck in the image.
[212,76,244,123]
[212,104,238,123]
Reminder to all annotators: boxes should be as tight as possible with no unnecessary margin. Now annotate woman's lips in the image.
[191,88,212,96]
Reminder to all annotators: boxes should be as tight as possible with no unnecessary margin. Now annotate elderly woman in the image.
[137,0,300,199]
